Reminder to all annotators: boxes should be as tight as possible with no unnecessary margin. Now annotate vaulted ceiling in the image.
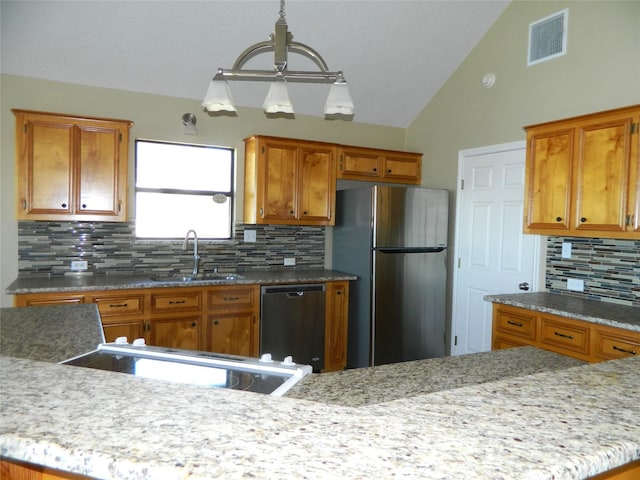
[1,1,510,128]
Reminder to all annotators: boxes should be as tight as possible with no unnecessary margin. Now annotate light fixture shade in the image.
[263,79,295,114]
[324,80,354,115]
[202,76,237,112]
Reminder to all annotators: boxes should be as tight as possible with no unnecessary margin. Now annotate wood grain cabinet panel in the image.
[244,136,336,226]
[492,303,640,363]
[539,316,590,360]
[523,104,640,239]
[592,327,640,361]
[337,146,421,184]
[13,109,132,222]
[324,281,349,372]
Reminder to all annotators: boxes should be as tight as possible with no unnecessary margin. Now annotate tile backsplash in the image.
[546,237,640,307]
[17,221,325,277]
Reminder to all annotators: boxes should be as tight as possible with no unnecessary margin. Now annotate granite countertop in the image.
[2,352,639,479]
[486,292,640,333]
[0,304,104,362]
[286,346,584,406]
[4,269,357,294]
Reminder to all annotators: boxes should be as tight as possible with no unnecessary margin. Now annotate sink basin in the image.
[149,273,244,283]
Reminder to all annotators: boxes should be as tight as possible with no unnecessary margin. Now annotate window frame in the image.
[134,139,235,240]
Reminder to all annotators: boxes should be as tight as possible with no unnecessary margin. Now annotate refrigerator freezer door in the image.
[373,186,448,249]
[372,249,447,366]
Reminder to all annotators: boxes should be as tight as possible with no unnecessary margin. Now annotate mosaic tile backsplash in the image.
[17,221,325,277]
[546,237,640,307]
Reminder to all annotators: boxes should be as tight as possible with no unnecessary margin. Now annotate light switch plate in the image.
[244,229,257,243]
[561,242,572,259]
[284,258,296,266]
[567,278,584,291]
[70,260,88,271]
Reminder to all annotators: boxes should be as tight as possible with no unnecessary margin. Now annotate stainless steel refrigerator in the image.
[332,185,448,368]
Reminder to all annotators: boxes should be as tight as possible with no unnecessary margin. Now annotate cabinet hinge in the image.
[454,335,458,346]
[631,122,638,135]
[119,132,123,142]
[261,146,265,154]
[23,124,28,134]
[461,179,465,190]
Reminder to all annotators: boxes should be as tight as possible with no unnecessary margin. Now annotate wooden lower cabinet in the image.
[324,281,349,372]
[13,281,349,369]
[492,303,640,363]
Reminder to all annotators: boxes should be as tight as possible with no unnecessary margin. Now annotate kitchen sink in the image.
[149,273,244,283]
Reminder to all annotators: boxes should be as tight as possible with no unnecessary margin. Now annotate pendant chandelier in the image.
[202,0,354,117]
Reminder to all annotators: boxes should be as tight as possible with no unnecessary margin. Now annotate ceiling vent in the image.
[528,9,568,66]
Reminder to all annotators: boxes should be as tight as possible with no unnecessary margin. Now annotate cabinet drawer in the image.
[539,316,590,355]
[593,329,640,361]
[208,286,258,311]
[494,308,536,340]
[92,294,144,317]
[151,291,202,312]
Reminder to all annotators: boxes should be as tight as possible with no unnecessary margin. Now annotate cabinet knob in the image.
[81,203,87,209]
[289,210,295,215]
[191,321,197,327]
[303,210,308,215]
[61,203,68,208]
[372,168,377,172]
[387,169,392,173]
[580,217,587,223]
[556,217,562,222]
[214,320,219,326]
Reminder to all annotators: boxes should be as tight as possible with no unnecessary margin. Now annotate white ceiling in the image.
[1,0,510,128]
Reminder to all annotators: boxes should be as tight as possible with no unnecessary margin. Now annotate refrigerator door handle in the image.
[375,247,446,254]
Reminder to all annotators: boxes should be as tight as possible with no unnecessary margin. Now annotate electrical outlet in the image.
[567,278,584,292]
[244,229,257,243]
[561,242,572,259]
[70,260,88,271]
[284,258,296,266]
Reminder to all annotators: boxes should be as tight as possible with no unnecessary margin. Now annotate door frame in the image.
[450,141,546,355]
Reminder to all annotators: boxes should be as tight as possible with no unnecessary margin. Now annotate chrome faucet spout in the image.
[182,229,199,276]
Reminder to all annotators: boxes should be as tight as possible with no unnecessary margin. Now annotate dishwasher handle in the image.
[261,284,325,295]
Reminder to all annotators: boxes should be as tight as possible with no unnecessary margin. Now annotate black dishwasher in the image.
[260,284,325,372]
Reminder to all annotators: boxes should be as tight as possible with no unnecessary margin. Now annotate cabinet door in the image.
[298,145,335,224]
[209,313,257,357]
[149,315,202,350]
[573,116,634,232]
[103,321,145,343]
[524,128,573,232]
[76,123,123,217]
[16,113,74,218]
[324,281,349,372]
[260,140,298,222]
[381,153,421,184]
[337,147,381,179]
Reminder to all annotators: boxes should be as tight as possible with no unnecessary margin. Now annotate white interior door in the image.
[451,142,543,356]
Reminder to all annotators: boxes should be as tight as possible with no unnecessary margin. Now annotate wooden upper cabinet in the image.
[523,128,574,232]
[13,109,132,222]
[244,136,336,226]
[523,105,640,238]
[337,146,422,184]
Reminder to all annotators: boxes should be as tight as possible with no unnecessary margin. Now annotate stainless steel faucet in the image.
[182,229,199,276]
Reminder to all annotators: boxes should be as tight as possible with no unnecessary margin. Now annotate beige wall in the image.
[408,0,640,190]
[0,75,405,306]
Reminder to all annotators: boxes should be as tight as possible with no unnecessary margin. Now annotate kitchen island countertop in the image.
[2,348,639,479]
[0,304,104,362]
[4,269,356,294]
[486,292,640,333]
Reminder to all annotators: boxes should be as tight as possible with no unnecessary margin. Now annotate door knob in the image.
[518,282,530,291]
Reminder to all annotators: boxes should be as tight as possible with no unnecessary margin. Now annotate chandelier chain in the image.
[279,0,286,20]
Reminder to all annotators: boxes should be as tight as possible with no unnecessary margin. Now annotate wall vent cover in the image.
[528,9,568,66]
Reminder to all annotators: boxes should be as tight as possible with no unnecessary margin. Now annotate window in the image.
[135,140,234,239]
